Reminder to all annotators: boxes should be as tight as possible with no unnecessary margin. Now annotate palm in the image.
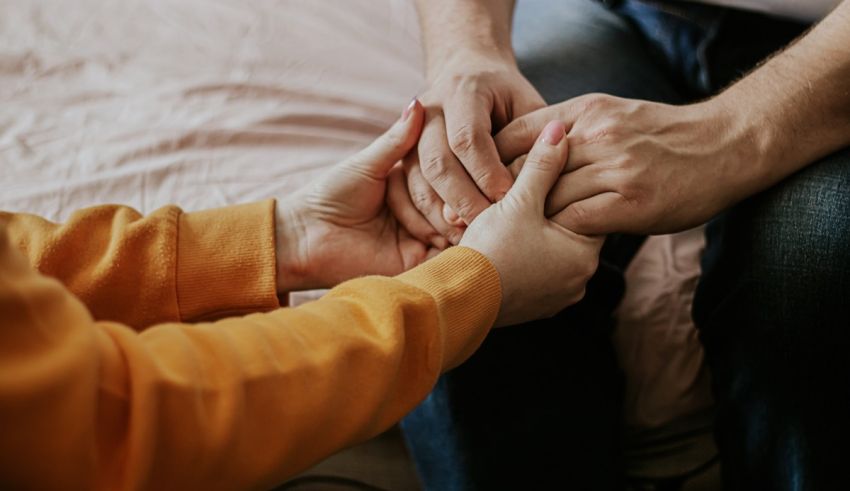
[281,99,431,290]
[301,166,433,285]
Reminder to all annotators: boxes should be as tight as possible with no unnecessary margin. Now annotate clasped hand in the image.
[391,89,756,242]
[278,99,602,327]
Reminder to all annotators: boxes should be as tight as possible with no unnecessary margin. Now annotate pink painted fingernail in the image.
[401,98,417,121]
[540,120,565,145]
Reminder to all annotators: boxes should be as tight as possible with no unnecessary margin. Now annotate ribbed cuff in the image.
[176,200,280,321]
[396,246,502,370]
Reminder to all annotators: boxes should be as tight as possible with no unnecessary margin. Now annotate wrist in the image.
[425,46,516,83]
[274,200,313,294]
[690,96,776,201]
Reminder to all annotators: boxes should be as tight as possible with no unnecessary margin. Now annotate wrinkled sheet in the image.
[0,0,712,432]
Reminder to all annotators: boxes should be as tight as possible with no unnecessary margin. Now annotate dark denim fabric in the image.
[402,1,850,489]
[615,0,810,95]
[694,147,850,491]
[614,0,726,95]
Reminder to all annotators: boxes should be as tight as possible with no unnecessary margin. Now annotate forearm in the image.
[414,0,517,77]
[0,229,499,489]
[714,0,850,190]
[1,201,279,327]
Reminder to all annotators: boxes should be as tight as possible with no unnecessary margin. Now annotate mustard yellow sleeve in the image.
[0,217,500,491]
[0,201,280,328]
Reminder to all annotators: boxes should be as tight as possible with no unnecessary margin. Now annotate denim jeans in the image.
[401,1,850,489]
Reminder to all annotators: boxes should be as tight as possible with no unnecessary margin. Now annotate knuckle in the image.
[620,142,643,162]
[420,153,451,183]
[448,72,467,87]
[448,124,481,156]
[581,93,615,113]
[411,189,437,211]
[617,169,649,202]
[612,154,634,169]
[618,178,642,200]
[565,202,592,227]
[451,195,479,221]
[511,117,532,141]
[471,167,510,197]
[585,120,619,144]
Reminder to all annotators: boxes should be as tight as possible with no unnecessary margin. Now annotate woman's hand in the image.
[461,121,604,327]
[275,100,442,293]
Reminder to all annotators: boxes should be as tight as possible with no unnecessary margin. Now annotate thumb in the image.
[507,120,568,212]
[495,96,582,163]
[346,98,425,178]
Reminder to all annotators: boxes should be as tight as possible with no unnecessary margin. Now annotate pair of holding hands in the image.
[281,51,750,326]
[391,52,749,244]
[277,99,600,327]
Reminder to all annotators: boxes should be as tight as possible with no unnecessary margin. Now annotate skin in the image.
[460,120,603,326]
[273,100,601,324]
[275,100,436,293]
[496,0,850,235]
[401,0,850,238]
[390,0,544,246]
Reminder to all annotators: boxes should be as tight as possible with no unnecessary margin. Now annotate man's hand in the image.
[496,94,766,235]
[389,0,545,246]
[393,53,545,246]
[498,1,850,237]
[276,100,442,293]
[462,121,603,327]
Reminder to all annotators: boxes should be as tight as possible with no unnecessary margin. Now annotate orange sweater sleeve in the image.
[1,201,280,328]
[0,204,501,491]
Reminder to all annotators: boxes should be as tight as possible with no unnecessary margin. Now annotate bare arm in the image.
[495,1,850,235]
[718,0,850,191]
[414,0,517,78]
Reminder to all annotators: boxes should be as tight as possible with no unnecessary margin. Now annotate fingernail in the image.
[401,98,417,121]
[540,120,565,145]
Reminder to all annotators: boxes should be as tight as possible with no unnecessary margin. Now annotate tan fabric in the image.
[616,228,714,431]
[0,0,711,433]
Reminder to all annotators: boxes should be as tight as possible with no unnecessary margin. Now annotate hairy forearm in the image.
[414,0,516,77]
[715,0,850,188]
